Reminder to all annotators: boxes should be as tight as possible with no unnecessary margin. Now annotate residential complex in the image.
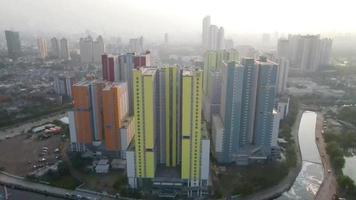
[277,35,332,71]
[66,31,284,198]
[126,67,210,197]
[211,57,278,165]
[70,80,133,155]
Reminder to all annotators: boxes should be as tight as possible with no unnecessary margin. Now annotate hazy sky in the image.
[1,0,356,39]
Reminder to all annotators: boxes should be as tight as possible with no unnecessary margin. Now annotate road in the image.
[0,172,118,200]
[314,113,337,200]
[1,184,63,200]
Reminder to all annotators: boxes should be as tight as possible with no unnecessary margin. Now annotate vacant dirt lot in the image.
[0,133,64,176]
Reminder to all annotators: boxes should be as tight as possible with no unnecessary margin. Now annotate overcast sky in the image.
[1,0,356,40]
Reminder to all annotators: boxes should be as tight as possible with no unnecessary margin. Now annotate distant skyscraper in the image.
[208,25,218,50]
[283,34,332,71]
[128,36,144,54]
[276,58,290,95]
[164,33,169,45]
[50,37,60,58]
[79,36,93,63]
[225,39,234,49]
[217,27,225,50]
[79,35,104,63]
[202,16,211,48]
[60,38,70,60]
[262,33,271,46]
[300,35,321,71]
[319,38,332,67]
[5,30,21,59]
[202,16,225,50]
[37,38,48,59]
[93,35,105,63]
[212,57,278,165]
[277,38,289,58]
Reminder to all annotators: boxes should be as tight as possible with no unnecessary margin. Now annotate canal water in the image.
[277,111,324,200]
[343,154,356,183]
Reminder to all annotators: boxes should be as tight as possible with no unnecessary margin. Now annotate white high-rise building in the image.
[50,37,60,58]
[277,38,289,58]
[225,39,234,49]
[93,35,104,63]
[282,34,332,72]
[128,36,143,54]
[203,16,225,51]
[79,35,105,63]
[217,27,225,50]
[300,35,321,71]
[37,38,48,59]
[276,58,290,95]
[319,38,332,67]
[60,38,70,60]
[202,16,211,48]
[79,36,93,63]
[208,25,218,50]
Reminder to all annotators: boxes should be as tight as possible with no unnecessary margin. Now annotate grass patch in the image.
[219,163,289,197]
[50,175,81,190]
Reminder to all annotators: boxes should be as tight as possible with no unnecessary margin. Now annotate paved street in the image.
[0,172,117,200]
[0,185,63,200]
[315,113,337,200]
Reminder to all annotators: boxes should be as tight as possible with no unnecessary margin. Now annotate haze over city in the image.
[1,0,356,42]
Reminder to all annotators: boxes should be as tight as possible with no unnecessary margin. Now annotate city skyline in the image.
[0,1,355,199]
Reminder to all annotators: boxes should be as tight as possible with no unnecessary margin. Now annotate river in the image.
[277,111,324,200]
[343,154,356,183]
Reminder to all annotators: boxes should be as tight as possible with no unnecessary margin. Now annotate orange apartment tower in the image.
[102,82,128,151]
[72,80,105,144]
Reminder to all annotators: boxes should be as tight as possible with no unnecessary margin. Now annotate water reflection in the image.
[343,154,356,183]
[277,111,324,200]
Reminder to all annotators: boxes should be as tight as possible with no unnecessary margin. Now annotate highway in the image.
[0,172,118,200]
[1,185,63,200]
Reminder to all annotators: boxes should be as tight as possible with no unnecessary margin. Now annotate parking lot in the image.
[0,133,65,176]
